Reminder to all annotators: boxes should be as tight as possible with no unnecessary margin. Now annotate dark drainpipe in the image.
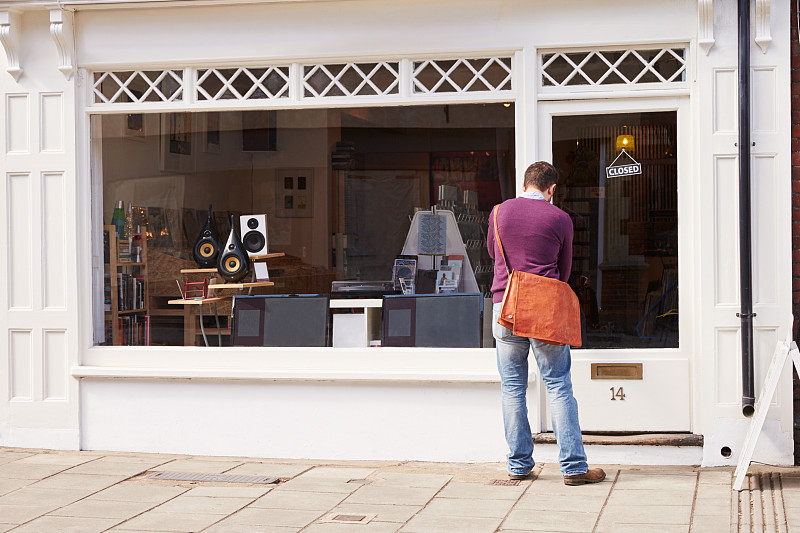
[738,0,755,417]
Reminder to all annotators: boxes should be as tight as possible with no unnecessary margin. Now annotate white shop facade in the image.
[0,0,794,467]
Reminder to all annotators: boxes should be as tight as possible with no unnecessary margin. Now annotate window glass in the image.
[93,104,514,348]
[552,111,678,348]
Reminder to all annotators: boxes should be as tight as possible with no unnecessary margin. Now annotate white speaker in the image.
[239,214,268,256]
[239,214,269,281]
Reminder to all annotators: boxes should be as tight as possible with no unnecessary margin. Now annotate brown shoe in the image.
[508,472,534,480]
[564,468,606,486]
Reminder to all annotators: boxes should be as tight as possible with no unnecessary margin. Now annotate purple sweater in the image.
[487,197,574,303]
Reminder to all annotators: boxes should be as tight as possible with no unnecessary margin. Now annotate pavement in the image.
[0,447,798,532]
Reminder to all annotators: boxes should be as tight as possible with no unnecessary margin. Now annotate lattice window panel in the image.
[92,70,183,104]
[541,48,686,88]
[412,58,512,94]
[303,62,400,97]
[196,67,290,101]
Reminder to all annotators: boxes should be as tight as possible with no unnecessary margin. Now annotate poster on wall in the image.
[160,113,194,173]
[275,168,313,218]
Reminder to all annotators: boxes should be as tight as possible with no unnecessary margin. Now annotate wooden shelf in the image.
[250,252,285,262]
[117,308,147,315]
[208,281,274,290]
[104,225,149,346]
[168,297,228,305]
[180,268,218,274]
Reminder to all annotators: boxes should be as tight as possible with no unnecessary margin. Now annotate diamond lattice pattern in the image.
[303,62,400,97]
[412,58,512,94]
[541,48,686,88]
[92,70,183,103]
[196,67,290,100]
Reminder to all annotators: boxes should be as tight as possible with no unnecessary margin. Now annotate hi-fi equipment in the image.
[192,205,221,268]
[240,214,269,281]
[218,215,251,282]
[239,214,268,256]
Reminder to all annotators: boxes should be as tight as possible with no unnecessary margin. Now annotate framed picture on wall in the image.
[275,168,313,218]
[160,113,194,173]
[242,110,277,152]
[203,111,221,153]
[124,113,146,142]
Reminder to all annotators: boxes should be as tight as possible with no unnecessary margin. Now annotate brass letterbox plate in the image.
[590,363,643,380]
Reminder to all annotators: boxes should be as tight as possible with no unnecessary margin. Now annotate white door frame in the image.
[535,96,695,433]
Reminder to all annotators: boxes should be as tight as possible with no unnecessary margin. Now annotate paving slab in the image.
[0,524,15,533]
[435,480,527,500]
[0,486,93,508]
[182,485,272,498]
[0,477,35,497]
[422,496,515,518]
[250,488,347,510]
[30,473,130,491]
[64,460,156,477]
[327,502,422,523]
[153,494,255,515]
[151,459,244,474]
[344,483,443,506]
[224,462,312,478]
[612,471,698,491]
[113,511,227,532]
[501,509,599,532]
[515,491,606,512]
[0,452,34,465]
[48,498,159,519]
[0,503,62,524]
[400,513,503,533]
[303,521,402,532]
[373,472,452,488]
[212,507,325,528]
[6,515,122,532]
[11,453,95,467]
[606,488,694,507]
[594,524,690,533]
[0,462,71,479]
[596,503,693,525]
[693,496,733,516]
[296,467,377,480]
[88,483,189,503]
[278,477,366,494]
[203,523,301,533]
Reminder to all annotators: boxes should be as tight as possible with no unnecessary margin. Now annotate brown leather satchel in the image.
[494,205,582,346]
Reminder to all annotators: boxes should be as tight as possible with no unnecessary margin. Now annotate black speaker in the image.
[218,215,251,282]
[192,205,221,268]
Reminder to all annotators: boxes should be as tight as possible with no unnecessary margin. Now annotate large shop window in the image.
[552,111,678,349]
[92,105,515,348]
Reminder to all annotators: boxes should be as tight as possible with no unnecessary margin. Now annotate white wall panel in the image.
[7,173,32,309]
[751,68,777,133]
[713,156,739,305]
[5,95,29,154]
[42,172,66,309]
[40,93,64,152]
[752,155,778,306]
[715,328,740,405]
[9,330,32,401]
[43,330,67,401]
[754,327,779,406]
[712,69,737,134]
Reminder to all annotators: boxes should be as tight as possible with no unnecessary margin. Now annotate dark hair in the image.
[523,161,559,192]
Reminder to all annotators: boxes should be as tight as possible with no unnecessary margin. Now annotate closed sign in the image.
[606,163,642,178]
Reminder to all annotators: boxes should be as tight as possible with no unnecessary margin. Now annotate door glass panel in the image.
[552,111,678,349]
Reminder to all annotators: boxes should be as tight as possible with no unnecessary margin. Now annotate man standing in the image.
[487,161,605,485]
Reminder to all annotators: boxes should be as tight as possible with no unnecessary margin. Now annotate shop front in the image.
[0,0,793,466]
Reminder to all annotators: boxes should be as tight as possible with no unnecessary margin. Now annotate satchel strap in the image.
[493,205,511,276]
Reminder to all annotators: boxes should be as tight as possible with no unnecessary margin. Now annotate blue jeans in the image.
[493,302,588,476]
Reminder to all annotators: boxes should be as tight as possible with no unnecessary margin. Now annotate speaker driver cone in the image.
[243,231,266,253]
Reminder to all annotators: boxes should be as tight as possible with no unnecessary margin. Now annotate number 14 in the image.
[610,387,626,401]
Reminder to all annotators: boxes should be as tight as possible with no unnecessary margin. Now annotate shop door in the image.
[538,98,691,432]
